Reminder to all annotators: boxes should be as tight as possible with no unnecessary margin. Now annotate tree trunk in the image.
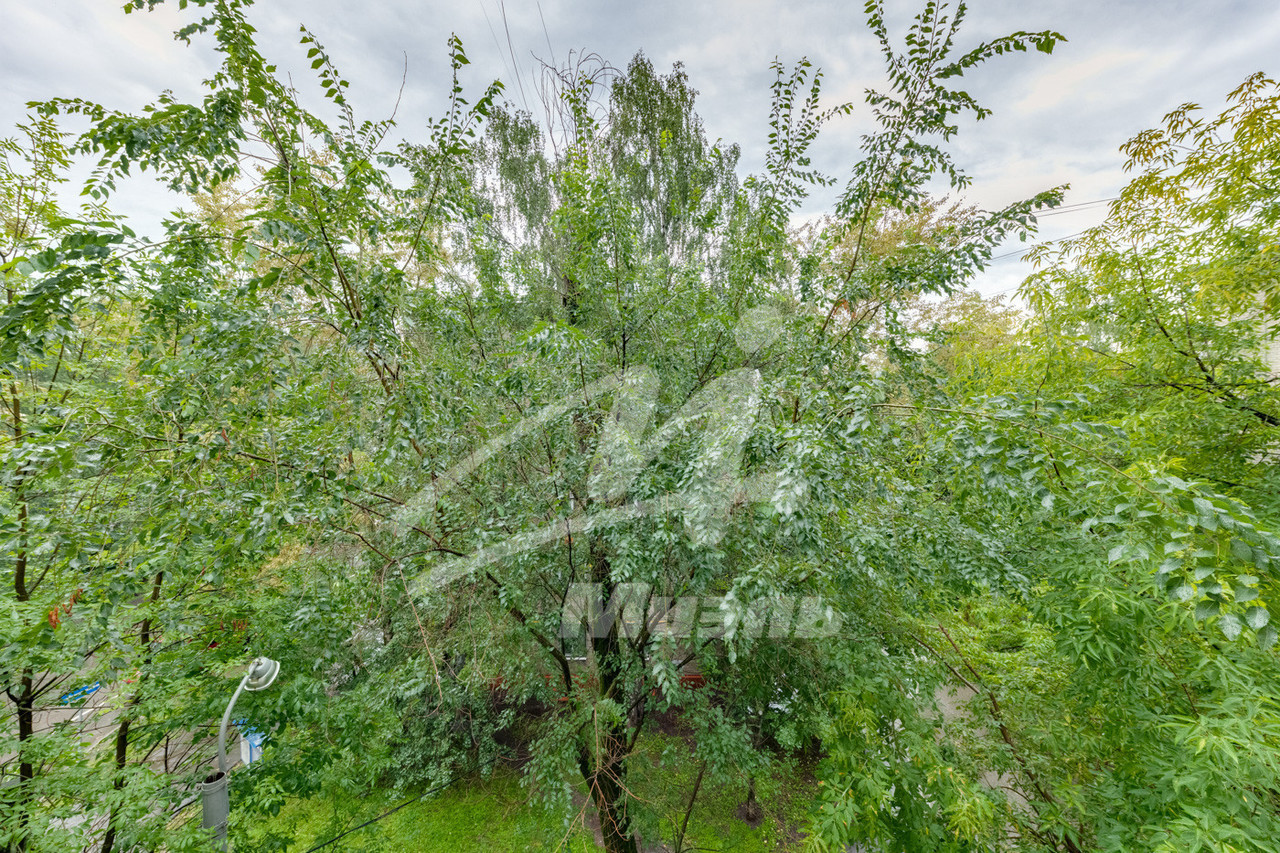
[99,716,132,853]
[7,381,31,853]
[675,759,707,853]
[579,734,638,853]
[8,673,34,853]
[564,282,638,853]
[579,542,639,853]
[744,775,761,822]
[102,572,161,853]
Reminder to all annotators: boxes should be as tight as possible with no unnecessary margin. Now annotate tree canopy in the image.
[2,3,1278,853]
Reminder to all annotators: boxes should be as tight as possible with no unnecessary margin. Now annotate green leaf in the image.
[1193,498,1218,530]
[1245,606,1270,630]
[1220,612,1243,640]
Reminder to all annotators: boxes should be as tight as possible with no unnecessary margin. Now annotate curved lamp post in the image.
[202,657,280,849]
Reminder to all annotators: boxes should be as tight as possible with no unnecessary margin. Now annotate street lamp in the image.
[201,657,280,849]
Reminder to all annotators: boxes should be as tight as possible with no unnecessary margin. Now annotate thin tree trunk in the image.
[99,716,132,853]
[101,571,162,853]
[9,673,34,853]
[744,775,760,821]
[562,273,637,853]
[674,760,707,852]
[8,384,31,853]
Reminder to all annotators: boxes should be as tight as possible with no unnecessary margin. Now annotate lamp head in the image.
[244,657,280,691]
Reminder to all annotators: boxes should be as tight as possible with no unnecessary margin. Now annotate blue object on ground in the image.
[59,682,101,704]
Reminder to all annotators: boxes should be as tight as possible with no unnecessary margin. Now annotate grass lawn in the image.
[243,767,602,852]
[628,734,816,851]
[251,734,816,852]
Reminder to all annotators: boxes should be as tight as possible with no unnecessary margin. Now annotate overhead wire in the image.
[536,2,555,65]
[301,753,506,852]
[988,227,1090,263]
[981,197,1115,266]
[1032,196,1118,216]
[500,0,531,113]
[978,227,1095,298]
[477,0,515,94]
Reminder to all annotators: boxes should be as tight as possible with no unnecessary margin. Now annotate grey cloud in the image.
[3,0,1275,296]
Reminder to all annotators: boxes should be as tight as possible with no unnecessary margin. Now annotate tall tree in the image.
[805,73,1280,853]
[3,1,1070,851]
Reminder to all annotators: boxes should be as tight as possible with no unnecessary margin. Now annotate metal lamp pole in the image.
[201,656,280,850]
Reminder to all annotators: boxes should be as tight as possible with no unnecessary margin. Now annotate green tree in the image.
[380,4,1062,851]
[804,73,1280,853]
[0,113,284,852]
[1021,72,1280,494]
[3,1,1070,851]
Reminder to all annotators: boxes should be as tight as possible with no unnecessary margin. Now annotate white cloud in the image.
[2,0,1276,257]
[1014,48,1172,114]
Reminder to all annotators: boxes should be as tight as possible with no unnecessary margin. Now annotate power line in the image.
[477,0,515,94]
[1033,196,1118,216]
[988,228,1090,264]
[988,246,1031,262]
[982,198,1115,265]
[536,2,555,64]
[301,754,504,852]
[500,0,531,114]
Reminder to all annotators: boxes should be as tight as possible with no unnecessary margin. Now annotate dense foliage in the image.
[1,1,1277,852]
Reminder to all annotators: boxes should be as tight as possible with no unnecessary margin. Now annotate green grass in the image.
[253,734,816,852]
[245,768,603,853]
[628,735,815,852]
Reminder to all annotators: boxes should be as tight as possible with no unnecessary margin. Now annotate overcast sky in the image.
[3,0,1278,297]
